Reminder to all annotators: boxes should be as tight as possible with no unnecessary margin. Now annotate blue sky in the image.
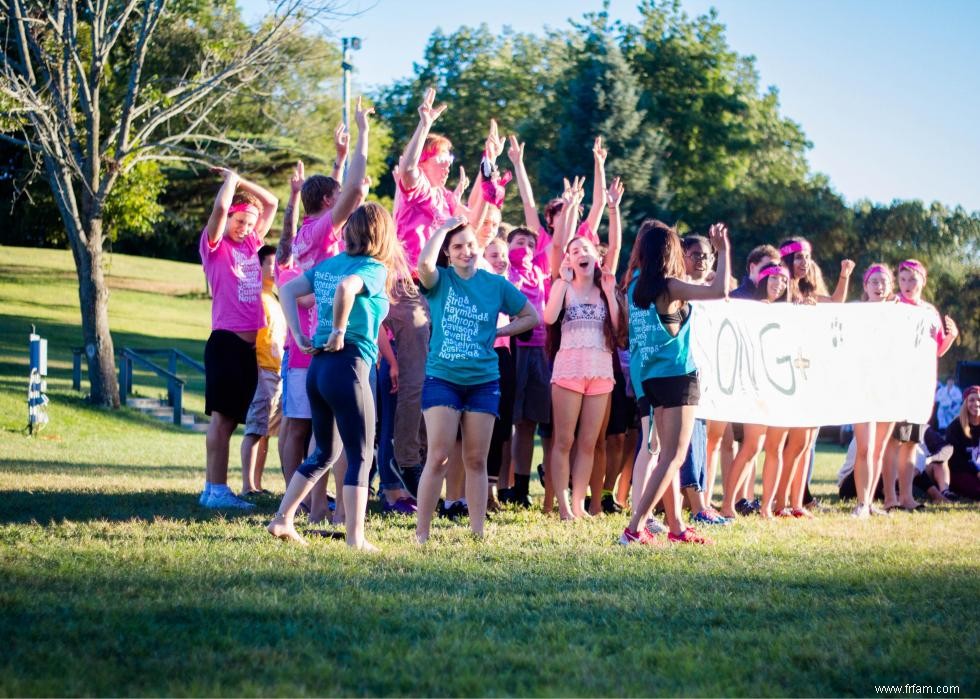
[242,0,980,212]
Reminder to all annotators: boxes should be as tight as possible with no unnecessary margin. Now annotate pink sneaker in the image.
[619,527,665,547]
[668,527,714,545]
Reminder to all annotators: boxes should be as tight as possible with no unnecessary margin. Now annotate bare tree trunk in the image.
[74,217,120,408]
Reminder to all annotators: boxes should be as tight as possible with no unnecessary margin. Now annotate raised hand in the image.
[354,96,374,131]
[453,166,469,201]
[437,214,469,236]
[559,253,574,282]
[592,136,607,165]
[485,119,505,161]
[334,123,349,160]
[606,176,624,208]
[211,166,238,183]
[507,135,525,167]
[418,86,447,127]
[289,160,305,195]
[708,222,729,251]
[840,259,856,276]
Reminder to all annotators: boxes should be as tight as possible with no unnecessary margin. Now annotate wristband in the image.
[332,327,346,334]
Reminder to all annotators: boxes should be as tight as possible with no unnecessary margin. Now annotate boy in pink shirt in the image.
[199,168,278,510]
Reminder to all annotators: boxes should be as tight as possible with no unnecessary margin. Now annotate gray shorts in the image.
[244,368,283,436]
[513,345,552,425]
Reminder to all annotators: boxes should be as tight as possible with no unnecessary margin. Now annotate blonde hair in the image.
[343,202,416,300]
[959,387,980,438]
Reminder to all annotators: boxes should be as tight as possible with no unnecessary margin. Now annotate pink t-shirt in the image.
[508,249,547,348]
[293,212,344,271]
[276,264,318,370]
[395,175,458,271]
[199,230,265,332]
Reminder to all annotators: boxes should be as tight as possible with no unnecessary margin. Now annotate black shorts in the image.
[204,330,258,424]
[641,371,700,409]
[895,421,927,444]
[606,371,638,436]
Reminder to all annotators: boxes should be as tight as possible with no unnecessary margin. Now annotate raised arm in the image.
[418,215,468,289]
[507,135,541,232]
[830,259,856,303]
[666,223,731,302]
[235,175,279,238]
[583,136,608,235]
[332,123,349,183]
[603,176,624,273]
[330,97,373,227]
[323,274,366,352]
[276,160,304,267]
[458,119,504,228]
[205,167,240,243]
[398,87,447,192]
[279,273,316,354]
[549,177,584,279]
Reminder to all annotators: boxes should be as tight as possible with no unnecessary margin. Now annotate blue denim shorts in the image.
[421,376,500,417]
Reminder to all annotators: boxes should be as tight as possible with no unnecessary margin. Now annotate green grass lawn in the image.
[1,246,978,697]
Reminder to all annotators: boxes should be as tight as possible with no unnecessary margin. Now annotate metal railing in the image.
[72,347,205,426]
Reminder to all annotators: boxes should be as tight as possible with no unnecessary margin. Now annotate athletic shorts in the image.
[244,368,283,436]
[204,330,258,424]
[513,346,552,424]
[607,371,638,436]
[895,421,926,444]
[641,371,700,409]
[283,367,311,419]
[422,376,501,418]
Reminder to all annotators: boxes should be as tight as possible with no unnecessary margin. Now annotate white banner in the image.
[690,300,938,426]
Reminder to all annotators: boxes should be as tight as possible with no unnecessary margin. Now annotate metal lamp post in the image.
[341,36,362,177]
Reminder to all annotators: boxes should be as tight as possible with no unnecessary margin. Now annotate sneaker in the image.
[601,492,624,514]
[198,488,210,505]
[644,517,668,535]
[619,527,664,546]
[734,498,755,516]
[439,500,469,521]
[941,489,960,502]
[791,507,814,519]
[203,489,256,510]
[382,497,418,515]
[536,463,546,485]
[926,444,954,465]
[692,508,732,525]
[668,527,713,545]
[775,508,795,518]
[392,461,423,498]
[851,504,870,519]
[497,487,514,505]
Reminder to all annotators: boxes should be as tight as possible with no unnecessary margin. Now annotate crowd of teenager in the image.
[195,90,977,551]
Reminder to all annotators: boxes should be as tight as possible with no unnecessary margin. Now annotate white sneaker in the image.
[850,504,870,519]
[645,517,668,535]
[204,489,256,510]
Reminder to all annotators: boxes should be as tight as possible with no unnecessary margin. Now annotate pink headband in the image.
[863,264,889,286]
[899,259,927,282]
[779,241,811,257]
[758,265,789,280]
[228,203,259,218]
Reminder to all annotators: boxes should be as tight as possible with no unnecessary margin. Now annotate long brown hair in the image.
[779,236,828,301]
[343,202,415,300]
[631,219,685,309]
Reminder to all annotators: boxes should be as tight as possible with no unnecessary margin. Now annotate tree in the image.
[0,0,339,407]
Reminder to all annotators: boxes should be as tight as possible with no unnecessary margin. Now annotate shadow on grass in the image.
[0,488,277,524]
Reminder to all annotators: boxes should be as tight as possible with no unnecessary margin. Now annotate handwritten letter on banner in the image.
[690,300,938,427]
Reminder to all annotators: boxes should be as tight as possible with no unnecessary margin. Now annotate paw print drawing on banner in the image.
[830,317,844,348]
[913,317,928,348]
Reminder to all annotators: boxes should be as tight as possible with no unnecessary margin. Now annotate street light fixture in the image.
[341,36,362,177]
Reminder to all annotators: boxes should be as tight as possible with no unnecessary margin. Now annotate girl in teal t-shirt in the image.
[268,201,414,552]
[414,216,538,543]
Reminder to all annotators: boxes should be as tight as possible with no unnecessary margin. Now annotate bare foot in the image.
[759,509,774,520]
[720,509,738,519]
[267,516,308,546]
[414,530,429,545]
[352,539,380,553]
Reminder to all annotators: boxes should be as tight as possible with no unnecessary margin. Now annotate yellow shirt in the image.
[255,286,287,371]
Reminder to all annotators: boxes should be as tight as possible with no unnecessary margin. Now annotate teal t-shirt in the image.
[305,253,389,364]
[627,277,696,398]
[423,266,527,385]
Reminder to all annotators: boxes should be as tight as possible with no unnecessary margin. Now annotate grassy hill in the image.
[0,246,977,696]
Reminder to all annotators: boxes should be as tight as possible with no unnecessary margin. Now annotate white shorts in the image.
[283,367,311,420]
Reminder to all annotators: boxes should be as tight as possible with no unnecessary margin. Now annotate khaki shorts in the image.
[244,368,283,436]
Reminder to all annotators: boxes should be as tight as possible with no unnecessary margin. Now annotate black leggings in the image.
[297,346,375,488]
[487,346,516,481]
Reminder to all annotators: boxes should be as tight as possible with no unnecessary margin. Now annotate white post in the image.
[341,37,352,180]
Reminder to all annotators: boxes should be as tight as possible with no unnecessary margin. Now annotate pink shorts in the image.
[552,376,615,396]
